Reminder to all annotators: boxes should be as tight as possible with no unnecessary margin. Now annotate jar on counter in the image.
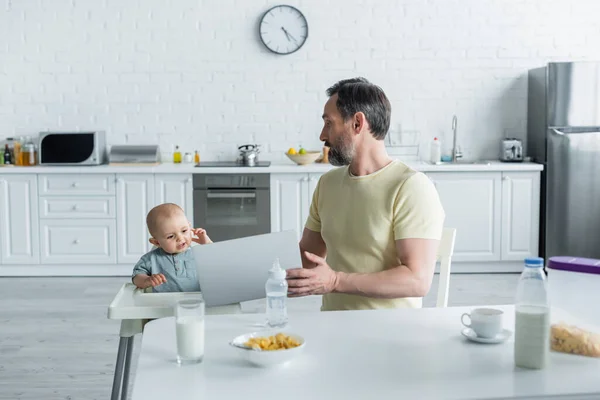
[183,152,193,163]
[22,142,37,166]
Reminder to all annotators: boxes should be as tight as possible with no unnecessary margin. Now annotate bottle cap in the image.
[269,258,286,280]
[524,257,544,268]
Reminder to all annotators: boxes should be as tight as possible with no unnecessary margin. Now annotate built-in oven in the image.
[193,174,270,242]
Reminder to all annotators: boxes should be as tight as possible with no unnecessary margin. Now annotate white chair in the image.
[435,227,457,308]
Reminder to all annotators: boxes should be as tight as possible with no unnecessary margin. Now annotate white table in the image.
[131,305,600,400]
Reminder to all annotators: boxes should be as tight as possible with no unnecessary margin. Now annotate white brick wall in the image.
[2,0,600,161]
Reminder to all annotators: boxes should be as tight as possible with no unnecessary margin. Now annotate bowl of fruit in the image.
[285,147,321,165]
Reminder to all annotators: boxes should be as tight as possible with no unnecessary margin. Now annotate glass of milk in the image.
[175,299,205,365]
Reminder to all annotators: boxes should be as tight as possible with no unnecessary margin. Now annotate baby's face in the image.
[151,213,193,254]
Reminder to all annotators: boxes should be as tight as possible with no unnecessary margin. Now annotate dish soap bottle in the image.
[430,137,441,164]
[194,150,200,164]
[265,258,288,328]
[514,257,550,369]
[173,145,182,164]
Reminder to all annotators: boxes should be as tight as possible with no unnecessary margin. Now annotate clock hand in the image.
[280,26,291,42]
[281,27,298,43]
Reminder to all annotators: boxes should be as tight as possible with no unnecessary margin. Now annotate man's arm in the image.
[334,238,439,298]
[299,228,326,269]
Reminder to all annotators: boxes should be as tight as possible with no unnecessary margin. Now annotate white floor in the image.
[0,274,520,400]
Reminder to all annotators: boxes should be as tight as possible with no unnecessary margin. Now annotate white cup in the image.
[461,308,503,338]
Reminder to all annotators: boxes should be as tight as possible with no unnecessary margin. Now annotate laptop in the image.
[192,230,301,307]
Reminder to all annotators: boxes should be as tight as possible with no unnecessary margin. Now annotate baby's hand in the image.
[192,227,213,244]
[145,273,167,288]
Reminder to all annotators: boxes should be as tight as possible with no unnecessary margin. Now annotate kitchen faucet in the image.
[452,115,463,161]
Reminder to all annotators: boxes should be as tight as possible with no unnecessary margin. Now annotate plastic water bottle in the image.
[266,258,288,328]
[514,257,550,369]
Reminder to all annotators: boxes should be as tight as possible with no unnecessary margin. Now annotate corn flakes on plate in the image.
[230,331,306,367]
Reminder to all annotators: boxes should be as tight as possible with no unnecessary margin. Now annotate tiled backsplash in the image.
[2,0,600,162]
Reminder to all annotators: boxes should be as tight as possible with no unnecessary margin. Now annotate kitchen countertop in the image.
[0,160,543,174]
[131,305,599,400]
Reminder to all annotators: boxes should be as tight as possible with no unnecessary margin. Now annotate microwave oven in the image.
[38,131,107,165]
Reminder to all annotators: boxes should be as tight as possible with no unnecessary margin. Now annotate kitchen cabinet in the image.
[270,173,322,239]
[427,171,541,266]
[117,174,155,264]
[39,196,116,219]
[0,175,40,264]
[427,172,502,262]
[500,172,540,261]
[0,166,542,276]
[40,219,117,264]
[38,173,115,196]
[154,174,193,222]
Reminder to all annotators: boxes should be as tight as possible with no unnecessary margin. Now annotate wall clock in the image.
[259,5,308,55]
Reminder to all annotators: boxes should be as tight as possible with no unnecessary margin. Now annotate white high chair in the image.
[435,227,457,308]
[107,284,242,400]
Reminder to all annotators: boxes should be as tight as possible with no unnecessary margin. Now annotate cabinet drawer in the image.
[39,174,115,196]
[40,196,116,219]
[40,219,116,264]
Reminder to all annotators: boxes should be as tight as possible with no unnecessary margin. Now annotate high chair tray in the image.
[107,283,202,320]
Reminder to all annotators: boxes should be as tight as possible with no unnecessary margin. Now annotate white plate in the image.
[230,330,306,367]
[461,328,512,344]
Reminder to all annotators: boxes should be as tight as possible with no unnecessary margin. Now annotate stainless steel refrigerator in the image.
[528,62,600,260]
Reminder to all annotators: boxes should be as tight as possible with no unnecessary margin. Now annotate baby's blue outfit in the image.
[131,247,200,293]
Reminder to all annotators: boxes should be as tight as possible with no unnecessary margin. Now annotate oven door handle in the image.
[206,191,256,199]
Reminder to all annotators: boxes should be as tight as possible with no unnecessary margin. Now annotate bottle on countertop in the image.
[173,145,182,164]
[430,137,442,164]
[514,257,550,370]
[12,137,22,166]
[3,144,12,165]
[22,138,37,166]
[265,258,288,328]
[194,150,200,164]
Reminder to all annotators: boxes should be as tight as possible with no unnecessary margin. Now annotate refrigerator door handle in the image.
[551,127,600,136]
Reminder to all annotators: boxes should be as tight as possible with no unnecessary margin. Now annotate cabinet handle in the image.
[309,176,316,182]
[72,205,78,211]
[72,182,79,188]
[303,177,309,182]
[187,178,192,183]
[73,239,80,244]
[503,176,511,181]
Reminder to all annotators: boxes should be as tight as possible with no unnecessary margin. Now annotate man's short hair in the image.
[326,77,391,140]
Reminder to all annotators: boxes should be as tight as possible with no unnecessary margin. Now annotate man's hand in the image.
[135,273,167,289]
[286,251,338,297]
[192,228,213,244]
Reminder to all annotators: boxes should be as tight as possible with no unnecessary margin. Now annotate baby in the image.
[132,203,212,292]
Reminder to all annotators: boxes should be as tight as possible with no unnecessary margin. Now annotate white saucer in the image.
[461,328,512,344]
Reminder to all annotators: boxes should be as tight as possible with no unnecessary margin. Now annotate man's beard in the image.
[326,136,354,166]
